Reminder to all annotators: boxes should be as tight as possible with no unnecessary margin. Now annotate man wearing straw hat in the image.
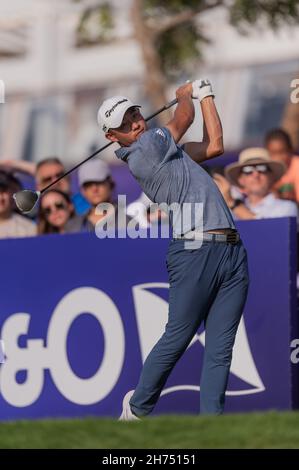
[214,147,298,220]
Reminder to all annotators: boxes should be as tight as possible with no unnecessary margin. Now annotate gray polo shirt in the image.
[115,127,235,236]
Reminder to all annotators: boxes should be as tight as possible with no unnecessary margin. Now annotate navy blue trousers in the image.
[130,238,249,416]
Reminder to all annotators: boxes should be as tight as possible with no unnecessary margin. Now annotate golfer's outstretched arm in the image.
[166,83,195,143]
[184,95,224,164]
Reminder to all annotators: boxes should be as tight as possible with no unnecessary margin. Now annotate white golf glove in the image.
[192,79,214,102]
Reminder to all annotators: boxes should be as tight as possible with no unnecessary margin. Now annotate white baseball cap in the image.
[97,95,141,132]
[78,159,111,186]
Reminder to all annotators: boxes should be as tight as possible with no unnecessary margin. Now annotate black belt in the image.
[174,230,240,244]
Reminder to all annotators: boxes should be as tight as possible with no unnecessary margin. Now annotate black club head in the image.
[13,190,41,213]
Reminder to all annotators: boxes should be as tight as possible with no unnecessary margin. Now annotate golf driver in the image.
[13,98,178,213]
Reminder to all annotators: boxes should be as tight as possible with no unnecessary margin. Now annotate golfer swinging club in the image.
[98,80,249,419]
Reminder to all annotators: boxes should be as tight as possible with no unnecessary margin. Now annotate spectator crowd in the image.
[0,127,298,241]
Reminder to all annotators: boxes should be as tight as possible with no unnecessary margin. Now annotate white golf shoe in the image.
[119,390,140,421]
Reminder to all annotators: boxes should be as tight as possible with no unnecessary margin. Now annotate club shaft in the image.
[41,141,113,194]
[144,98,178,122]
[40,98,178,194]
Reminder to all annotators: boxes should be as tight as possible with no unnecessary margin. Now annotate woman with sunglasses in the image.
[38,190,75,234]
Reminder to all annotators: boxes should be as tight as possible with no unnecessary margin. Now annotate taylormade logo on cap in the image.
[97,95,141,132]
[105,98,128,118]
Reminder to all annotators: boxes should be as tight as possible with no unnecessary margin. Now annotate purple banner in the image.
[0,217,297,420]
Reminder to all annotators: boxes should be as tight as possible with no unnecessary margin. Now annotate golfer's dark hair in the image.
[38,189,74,235]
[36,157,64,171]
[265,128,293,151]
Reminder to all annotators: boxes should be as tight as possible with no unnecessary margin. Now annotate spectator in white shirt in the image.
[213,148,298,220]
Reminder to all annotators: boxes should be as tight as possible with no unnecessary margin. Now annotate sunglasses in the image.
[42,202,68,216]
[40,172,65,186]
[82,179,109,189]
[112,108,142,132]
[240,164,270,175]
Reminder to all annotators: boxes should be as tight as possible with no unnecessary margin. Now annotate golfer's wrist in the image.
[177,94,193,103]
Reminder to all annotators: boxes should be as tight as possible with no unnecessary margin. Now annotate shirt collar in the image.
[115,138,141,161]
[115,146,131,161]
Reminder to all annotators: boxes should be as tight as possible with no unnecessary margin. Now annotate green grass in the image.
[0,412,299,449]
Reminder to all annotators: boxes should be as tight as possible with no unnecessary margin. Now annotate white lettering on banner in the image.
[0,287,125,407]
[0,314,46,406]
[0,284,264,408]
[48,287,125,404]
[0,340,6,363]
[290,79,299,104]
[290,339,299,364]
